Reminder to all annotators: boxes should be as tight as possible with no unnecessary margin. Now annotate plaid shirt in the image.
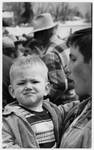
[43,44,67,87]
[42,42,77,105]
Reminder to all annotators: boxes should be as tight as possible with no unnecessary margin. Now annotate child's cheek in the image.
[15,88,21,95]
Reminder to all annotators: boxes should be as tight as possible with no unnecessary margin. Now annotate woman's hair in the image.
[67,28,92,63]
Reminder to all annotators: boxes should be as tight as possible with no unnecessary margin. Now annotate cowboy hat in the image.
[32,13,58,33]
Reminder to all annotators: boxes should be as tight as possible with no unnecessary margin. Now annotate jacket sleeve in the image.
[80,121,91,148]
[2,117,20,148]
[60,120,91,148]
[58,100,80,119]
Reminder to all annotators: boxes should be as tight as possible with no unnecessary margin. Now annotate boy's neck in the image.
[20,103,44,112]
[29,105,44,112]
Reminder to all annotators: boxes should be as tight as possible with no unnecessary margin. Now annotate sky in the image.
[69,2,92,15]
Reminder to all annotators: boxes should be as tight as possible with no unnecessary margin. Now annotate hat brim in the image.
[32,22,58,33]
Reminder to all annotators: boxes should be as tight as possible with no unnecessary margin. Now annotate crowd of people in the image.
[2,13,92,148]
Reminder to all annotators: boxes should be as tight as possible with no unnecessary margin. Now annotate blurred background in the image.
[2,2,92,38]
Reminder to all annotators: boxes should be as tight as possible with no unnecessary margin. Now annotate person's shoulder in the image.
[66,97,91,117]
[43,99,64,117]
[43,98,58,108]
[43,99,61,112]
[77,97,91,113]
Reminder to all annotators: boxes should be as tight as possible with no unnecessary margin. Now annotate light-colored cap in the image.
[32,13,57,33]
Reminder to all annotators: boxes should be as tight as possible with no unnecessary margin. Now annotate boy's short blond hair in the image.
[10,55,48,83]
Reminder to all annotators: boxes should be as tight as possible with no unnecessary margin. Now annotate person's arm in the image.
[58,100,80,119]
[2,118,20,148]
[60,119,91,148]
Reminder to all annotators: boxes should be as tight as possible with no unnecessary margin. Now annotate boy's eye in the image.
[16,80,40,85]
[31,81,40,84]
[17,82,25,85]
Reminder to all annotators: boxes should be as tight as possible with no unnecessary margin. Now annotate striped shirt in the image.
[22,107,56,148]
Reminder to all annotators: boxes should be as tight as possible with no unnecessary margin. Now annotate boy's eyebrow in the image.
[17,78,40,82]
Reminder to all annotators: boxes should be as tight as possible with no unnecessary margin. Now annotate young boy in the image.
[2,55,79,148]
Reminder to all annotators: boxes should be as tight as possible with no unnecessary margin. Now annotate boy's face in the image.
[69,45,92,97]
[9,64,49,110]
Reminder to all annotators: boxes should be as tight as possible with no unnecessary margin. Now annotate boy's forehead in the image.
[12,63,47,78]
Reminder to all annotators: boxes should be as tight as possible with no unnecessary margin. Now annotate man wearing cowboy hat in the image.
[32,13,62,46]
[31,13,77,105]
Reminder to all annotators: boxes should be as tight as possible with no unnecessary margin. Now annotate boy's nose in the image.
[25,82,33,90]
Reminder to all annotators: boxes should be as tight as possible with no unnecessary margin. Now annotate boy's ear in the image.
[8,85,16,99]
[44,82,51,96]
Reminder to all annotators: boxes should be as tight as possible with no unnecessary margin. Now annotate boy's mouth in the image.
[23,92,35,95]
